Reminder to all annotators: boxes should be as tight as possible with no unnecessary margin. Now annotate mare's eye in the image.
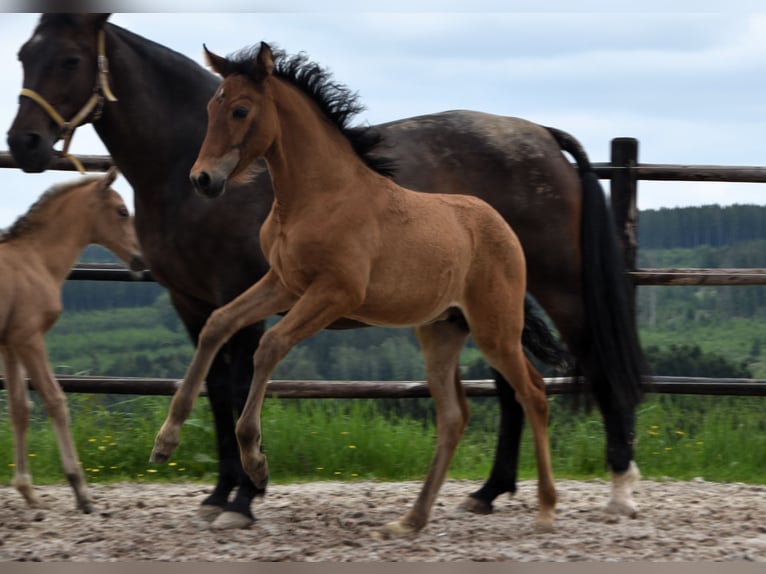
[61,56,80,70]
[117,205,129,218]
[232,106,249,119]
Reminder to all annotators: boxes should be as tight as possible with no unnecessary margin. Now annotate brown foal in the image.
[151,43,556,534]
[1,168,144,513]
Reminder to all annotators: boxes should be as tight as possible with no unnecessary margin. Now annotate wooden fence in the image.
[1,139,765,397]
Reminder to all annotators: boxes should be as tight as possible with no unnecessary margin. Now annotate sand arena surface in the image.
[0,478,764,562]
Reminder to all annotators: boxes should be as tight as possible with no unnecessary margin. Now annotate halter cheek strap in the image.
[18,29,117,174]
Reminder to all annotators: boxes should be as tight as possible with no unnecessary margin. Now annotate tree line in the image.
[638,204,766,249]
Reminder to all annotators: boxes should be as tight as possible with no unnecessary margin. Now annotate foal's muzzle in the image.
[190,170,226,199]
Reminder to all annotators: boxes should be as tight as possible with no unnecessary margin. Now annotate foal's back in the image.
[322,179,526,328]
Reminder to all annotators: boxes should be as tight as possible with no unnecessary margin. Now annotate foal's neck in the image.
[23,194,92,283]
[263,79,373,215]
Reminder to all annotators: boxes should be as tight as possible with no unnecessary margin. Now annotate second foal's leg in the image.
[2,348,42,508]
[384,319,469,536]
[16,336,93,513]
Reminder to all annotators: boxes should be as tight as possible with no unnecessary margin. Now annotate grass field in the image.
[1,391,764,487]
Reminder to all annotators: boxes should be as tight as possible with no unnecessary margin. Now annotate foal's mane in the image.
[225,44,397,178]
[0,176,102,243]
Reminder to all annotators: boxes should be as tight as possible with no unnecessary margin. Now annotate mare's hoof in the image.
[457,495,493,515]
[198,504,224,522]
[606,499,638,519]
[210,511,255,530]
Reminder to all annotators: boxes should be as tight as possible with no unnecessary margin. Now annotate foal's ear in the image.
[97,166,119,193]
[254,42,275,79]
[203,44,232,78]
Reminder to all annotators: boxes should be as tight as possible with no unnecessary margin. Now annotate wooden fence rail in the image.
[1,375,766,397]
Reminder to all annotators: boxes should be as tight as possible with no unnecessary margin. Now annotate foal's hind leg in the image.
[469,318,556,530]
[16,337,93,513]
[2,349,42,508]
[384,319,469,536]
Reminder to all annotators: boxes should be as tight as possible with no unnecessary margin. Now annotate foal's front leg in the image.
[236,281,363,488]
[151,270,297,463]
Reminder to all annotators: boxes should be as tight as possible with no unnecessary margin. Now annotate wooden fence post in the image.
[610,137,640,271]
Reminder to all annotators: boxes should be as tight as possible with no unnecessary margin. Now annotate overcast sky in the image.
[1,5,765,226]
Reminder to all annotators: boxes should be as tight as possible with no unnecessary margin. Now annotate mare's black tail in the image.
[521,294,573,372]
[545,126,646,410]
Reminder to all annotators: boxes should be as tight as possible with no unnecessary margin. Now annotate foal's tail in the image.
[544,126,646,410]
[521,294,573,372]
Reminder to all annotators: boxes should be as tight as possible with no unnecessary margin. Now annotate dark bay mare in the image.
[6,14,645,529]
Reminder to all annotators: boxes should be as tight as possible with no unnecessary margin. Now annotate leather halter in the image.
[19,29,117,174]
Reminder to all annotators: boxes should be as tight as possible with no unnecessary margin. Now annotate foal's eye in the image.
[232,106,249,119]
[61,56,80,70]
[117,205,129,218]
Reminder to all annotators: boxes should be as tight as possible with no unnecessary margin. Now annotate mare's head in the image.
[82,167,145,272]
[191,42,279,198]
[7,14,112,172]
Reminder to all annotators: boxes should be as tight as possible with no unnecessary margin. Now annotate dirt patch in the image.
[0,479,764,561]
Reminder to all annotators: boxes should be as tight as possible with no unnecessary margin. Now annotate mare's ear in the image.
[203,44,232,78]
[81,14,111,30]
[254,42,275,79]
[97,166,119,193]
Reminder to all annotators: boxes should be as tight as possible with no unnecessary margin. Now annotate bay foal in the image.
[1,168,144,513]
[151,43,556,534]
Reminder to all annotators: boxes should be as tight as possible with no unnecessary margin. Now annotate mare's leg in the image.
[459,369,524,514]
[236,281,364,489]
[151,269,297,463]
[384,319,469,536]
[204,325,267,530]
[15,336,93,513]
[538,291,639,517]
[2,348,41,508]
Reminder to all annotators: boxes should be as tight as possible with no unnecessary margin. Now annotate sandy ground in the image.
[0,478,764,562]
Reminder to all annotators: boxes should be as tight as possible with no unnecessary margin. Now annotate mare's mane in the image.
[223,43,397,178]
[0,176,103,243]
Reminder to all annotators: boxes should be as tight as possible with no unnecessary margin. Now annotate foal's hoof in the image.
[535,514,556,532]
[379,520,418,538]
[149,450,170,464]
[457,495,493,515]
[78,500,95,514]
[210,511,255,530]
[150,430,180,463]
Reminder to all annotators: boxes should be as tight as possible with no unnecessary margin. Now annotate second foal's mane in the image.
[0,175,105,243]
[223,44,397,178]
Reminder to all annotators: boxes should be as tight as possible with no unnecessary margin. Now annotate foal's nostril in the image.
[191,171,211,193]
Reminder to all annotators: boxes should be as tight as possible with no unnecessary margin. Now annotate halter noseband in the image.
[19,29,117,174]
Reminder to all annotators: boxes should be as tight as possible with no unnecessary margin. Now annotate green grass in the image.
[0,392,764,487]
